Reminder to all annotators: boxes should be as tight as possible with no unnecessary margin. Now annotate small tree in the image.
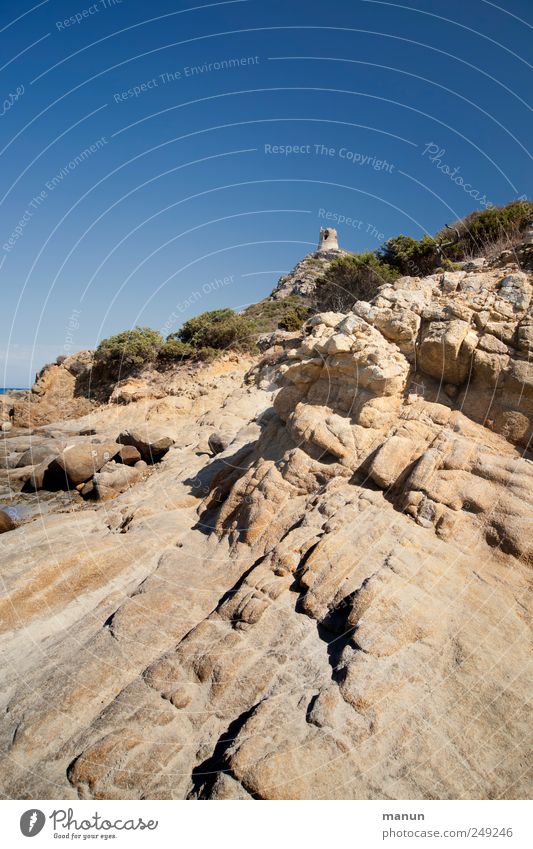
[95,326,163,376]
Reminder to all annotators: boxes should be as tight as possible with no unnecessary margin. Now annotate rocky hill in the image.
[0,243,532,800]
[271,245,348,300]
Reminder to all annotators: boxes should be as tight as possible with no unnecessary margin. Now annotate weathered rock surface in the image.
[0,258,531,802]
[271,249,347,300]
[10,351,97,427]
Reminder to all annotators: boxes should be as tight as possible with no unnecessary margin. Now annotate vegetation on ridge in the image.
[315,199,532,310]
[94,200,531,377]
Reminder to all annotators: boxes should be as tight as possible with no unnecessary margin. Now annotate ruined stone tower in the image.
[318,226,339,252]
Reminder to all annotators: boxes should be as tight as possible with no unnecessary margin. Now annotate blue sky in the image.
[1,0,531,385]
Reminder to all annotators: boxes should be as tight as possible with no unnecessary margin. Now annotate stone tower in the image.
[318,226,339,252]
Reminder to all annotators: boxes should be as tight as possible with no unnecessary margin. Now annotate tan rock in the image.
[92,463,142,501]
[117,428,174,462]
[418,319,475,385]
[48,441,120,486]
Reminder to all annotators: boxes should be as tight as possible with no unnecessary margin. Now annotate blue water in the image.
[0,388,28,394]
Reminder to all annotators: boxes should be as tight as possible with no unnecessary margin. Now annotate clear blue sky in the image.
[1,0,531,386]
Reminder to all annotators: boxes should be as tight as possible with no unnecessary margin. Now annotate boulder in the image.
[496,272,531,311]
[116,445,142,466]
[478,334,508,354]
[418,319,477,385]
[92,464,142,501]
[0,509,16,533]
[307,311,345,328]
[368,435,420,488]
[257,330,301,353]
[117,428,174,462]
[1,421,12,433]
[47,442,120,486]
[441,270,466,293]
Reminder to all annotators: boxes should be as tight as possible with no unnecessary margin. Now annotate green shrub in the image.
[174,308,255,351]
[315,253,399,312]
[158,339,220,363]
[379,234,440,276]
[243,296,310,335]
[157,339,194,362]
[95,326,163,375]
[278,304,311,331]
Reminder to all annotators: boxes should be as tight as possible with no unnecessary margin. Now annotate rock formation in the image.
[0,249,531,800]
[271,242,347,300]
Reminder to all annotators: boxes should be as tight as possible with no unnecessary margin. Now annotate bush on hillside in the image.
[94,327,163,375]
[157,338,218,364]
[315,253,399,312]
[243,296,310,335]
[378,200,533,274]
[157,339,194,362]
[379,235,440,277]
[436,200,533,260]
[173,308,255,352]
[278,304,311,331]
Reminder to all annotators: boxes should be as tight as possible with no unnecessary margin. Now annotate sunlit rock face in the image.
[0,253,531,801]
